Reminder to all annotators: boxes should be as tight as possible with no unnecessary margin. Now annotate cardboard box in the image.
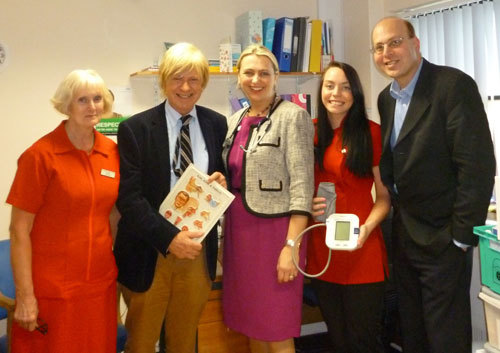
[480,290,500,350]
[219,43,241,73]
[235,10,263,50]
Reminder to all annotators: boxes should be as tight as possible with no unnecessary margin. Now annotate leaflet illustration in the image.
[159,164,235,243]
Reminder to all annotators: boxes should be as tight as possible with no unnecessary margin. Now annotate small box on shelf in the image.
[219,43,240,73]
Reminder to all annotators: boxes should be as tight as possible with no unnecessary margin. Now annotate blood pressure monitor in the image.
[325,213,359,250]
[290,213,360,278]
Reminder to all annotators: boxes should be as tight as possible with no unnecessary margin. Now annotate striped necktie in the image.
[173,115,193,177]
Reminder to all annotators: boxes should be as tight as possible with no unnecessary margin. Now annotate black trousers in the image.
[392,214,473,353]
[311,278,386,353]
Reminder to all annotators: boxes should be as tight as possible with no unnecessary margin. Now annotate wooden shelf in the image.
[130,67,321,77]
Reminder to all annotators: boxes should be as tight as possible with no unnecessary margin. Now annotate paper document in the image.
[159,164,234,242]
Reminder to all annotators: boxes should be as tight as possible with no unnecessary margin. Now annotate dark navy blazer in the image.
[114,102,227,292]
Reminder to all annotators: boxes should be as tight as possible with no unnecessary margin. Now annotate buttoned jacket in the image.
[223,100,314,217]
[114,102,227,292]
[378,59,495,254]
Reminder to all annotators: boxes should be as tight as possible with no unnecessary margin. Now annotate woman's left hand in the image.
[207,171,227,189]
[277,246,298,283]
[354,224,369,250]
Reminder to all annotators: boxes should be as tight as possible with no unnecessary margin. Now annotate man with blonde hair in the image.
[114,43,227,353]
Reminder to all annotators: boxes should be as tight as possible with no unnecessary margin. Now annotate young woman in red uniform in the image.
[7,69,120,353]
[307,62,391,353]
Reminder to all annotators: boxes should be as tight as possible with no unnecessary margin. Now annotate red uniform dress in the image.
[307,120,387,284]
[6,122,120,353]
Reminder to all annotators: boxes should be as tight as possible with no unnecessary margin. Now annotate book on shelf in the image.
[291,93,312,116]
[321,21,334,70]
[309,19,323,73]
[291,17,310,72]
[235,10,263,50]
[290,18,300,72]
[272,17,294,72]
[229,97,243,112]
[239,97,250,108]
[281,93,312,116]
[262,17,276,51]
[302,21,312,72]
[159,164,235,243]
[295,17,308,72]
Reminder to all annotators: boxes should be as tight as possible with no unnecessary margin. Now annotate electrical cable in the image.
[291,223,332,278]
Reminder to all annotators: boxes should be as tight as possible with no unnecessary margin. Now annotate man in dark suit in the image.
[113,42,227,353]
[371,17,495,353]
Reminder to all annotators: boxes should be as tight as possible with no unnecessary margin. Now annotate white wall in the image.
[0,0,318,239]
[318,0,390,121]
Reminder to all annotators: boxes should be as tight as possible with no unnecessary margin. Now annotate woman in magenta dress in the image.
[221,44,314,353]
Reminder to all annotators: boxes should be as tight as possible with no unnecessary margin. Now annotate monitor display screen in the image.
[335,221,350,241]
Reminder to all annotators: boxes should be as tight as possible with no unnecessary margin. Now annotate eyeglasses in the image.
[36,317,48,335]
[371,37,406,55]
[170,76,202,88]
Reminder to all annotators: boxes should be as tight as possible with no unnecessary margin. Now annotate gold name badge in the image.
[101,169,116,178]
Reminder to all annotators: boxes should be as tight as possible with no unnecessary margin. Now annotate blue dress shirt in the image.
[389,60,423,149]
[165,101,208,190]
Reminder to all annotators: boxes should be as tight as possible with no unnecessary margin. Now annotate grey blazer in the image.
[222,99,314,217]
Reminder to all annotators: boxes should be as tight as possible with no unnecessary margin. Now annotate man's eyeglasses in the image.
[371,37,406,55]
[36,317,48,335]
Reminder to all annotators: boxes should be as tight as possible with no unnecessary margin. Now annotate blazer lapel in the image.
[395,60,431,146]
[151,102,172,185]
[197,106,216,174]
[379,88,395,152]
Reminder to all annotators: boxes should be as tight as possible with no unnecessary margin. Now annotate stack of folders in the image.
[234,11,333,73]
[265,16,333,73]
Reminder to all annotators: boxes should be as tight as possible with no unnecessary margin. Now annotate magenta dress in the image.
[222,115,306,341]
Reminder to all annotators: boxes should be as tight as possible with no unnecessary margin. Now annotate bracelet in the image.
[284,238,295,248]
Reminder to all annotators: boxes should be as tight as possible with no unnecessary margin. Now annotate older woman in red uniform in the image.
[6,69,120,353]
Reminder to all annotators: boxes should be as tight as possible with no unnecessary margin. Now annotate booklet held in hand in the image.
[159,164,235,242]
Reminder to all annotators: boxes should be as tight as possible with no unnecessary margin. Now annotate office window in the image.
[408,0,500,173]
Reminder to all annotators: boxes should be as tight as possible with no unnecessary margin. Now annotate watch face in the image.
[0,41,9,72]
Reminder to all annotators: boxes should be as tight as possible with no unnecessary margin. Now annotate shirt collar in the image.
[390,59,424,100]
[164,100,198,126]
[53,120,109,156]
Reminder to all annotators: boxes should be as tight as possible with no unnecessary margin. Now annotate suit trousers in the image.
[311,278,386,353]
[392,213,473,353]
[121,249,212,353]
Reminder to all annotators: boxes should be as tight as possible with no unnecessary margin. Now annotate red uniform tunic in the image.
[307,120,387,284]
[6,122,120,353]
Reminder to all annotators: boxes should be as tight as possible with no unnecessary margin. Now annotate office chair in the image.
[0,239,127,353]
[0,239,15,353]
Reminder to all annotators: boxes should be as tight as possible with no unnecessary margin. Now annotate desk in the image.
[197,276,250,353]
[196,277,325,353]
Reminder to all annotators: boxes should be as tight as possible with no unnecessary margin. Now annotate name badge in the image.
[101,169,116,178]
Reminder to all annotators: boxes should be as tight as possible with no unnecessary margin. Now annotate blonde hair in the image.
[159,42,209,94]
[237,44,280,74]
[51,69,113,116]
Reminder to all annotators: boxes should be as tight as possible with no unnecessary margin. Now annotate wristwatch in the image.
[284,238,295,248]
